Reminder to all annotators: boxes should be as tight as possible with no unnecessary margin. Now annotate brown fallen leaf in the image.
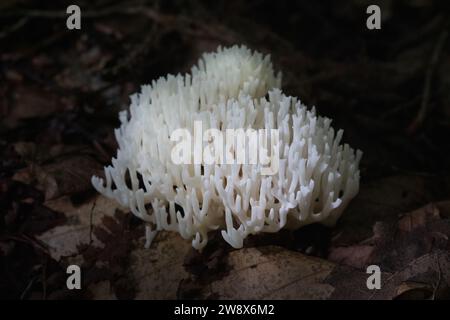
[328,245,375,269]
[395,281,434,300]
[129,232,191,300]
[179,246,336,299]
[14,155,103,200]
[81,220,191,299]
[37,194,121,261]
[1,85,62,129]
[178,245,394,300]
[330,201,450,299]
[334,174,432,246]
[398,202,440,232]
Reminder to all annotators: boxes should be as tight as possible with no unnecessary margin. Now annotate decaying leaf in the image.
[329,201,450,299]
[37,194,120,260]
[13,155,103,200]
[192,246,336,299]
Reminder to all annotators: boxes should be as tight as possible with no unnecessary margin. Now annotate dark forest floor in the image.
[1,0,450,299]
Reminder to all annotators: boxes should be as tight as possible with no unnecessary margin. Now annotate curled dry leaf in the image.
[395,281,434,300]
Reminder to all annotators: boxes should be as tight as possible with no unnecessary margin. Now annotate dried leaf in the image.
[32,156,102,200]
[183,246,336,299]
[37,194,120,260]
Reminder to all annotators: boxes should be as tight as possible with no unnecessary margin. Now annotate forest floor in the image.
[1,0,450,299]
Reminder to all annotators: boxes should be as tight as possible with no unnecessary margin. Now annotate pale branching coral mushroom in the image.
[92,45,362,251]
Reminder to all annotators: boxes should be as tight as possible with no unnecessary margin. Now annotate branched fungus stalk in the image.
[92,45,362,250]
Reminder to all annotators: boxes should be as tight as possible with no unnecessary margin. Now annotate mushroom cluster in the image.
[92,45,362,250]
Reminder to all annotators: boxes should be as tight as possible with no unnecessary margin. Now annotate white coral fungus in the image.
[92,45,362,250]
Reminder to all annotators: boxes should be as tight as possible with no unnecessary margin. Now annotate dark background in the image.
[1,0,450,300]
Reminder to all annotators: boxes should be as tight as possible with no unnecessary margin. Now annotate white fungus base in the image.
[92,45,362,251]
